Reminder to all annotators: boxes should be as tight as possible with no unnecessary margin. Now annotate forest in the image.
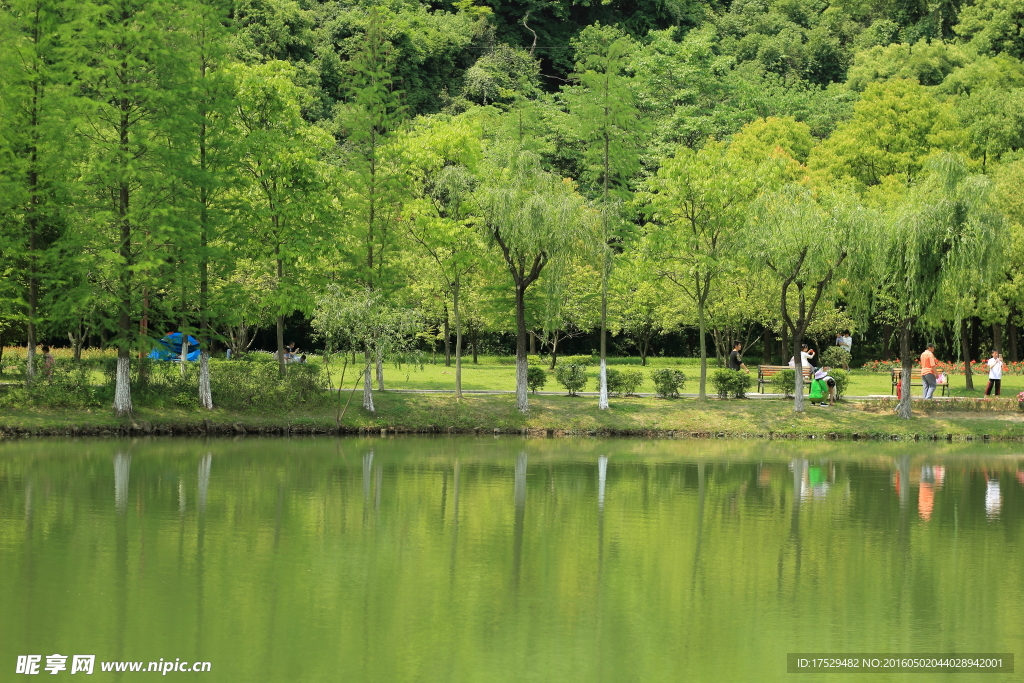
[2,0,1024,418]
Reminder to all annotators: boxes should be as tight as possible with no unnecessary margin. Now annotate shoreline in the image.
[2,392,1022,442]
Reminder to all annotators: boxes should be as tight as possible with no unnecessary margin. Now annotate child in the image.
[41,345,55,381]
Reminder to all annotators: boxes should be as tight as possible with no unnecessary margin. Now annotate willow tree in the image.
[568,23,641,410]
[640,142,762,401]
[477,147,587,412]
[883,155,1003,419]
[747,186,865,412]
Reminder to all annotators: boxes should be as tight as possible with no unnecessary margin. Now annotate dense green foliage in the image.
[711,368,753,399]
[3,0,1024,418]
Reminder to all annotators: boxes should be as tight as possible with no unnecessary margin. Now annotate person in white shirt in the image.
[835,330,852,370]
[985,350,1005,396]
[788,344,816,369]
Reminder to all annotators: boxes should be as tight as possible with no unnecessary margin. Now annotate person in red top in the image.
[920,343,938,399]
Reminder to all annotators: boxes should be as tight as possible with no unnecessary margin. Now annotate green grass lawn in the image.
[327,355,1024,399]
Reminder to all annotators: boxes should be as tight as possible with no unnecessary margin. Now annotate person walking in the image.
[728,341,749,372]
[920,343,938,399]
[985,350,1005,397]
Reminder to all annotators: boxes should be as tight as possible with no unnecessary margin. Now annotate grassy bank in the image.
[2,393,1023,440]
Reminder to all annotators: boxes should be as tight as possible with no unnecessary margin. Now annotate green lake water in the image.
[1,437,1022,682]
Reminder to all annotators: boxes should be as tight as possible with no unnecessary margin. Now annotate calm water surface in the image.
[1,437,1022,682]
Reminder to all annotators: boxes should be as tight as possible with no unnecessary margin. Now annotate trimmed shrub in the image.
[527,366,547,393]
[711,369,753,399]
[555,363,589,396]
[619,370,644,396]
[821,346,852,368]
[597,368,644,396]
[651,368,686,398]
[829,368,850,399]
[558,354,594,367]
[769,369,796,398]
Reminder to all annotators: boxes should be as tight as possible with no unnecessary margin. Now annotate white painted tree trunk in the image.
[792,339,805,412]
[113,354,132,416]
[362,356,375,413]
[599,360,609,410]
[180,335,189,378]
[515,355,529,413]
[198,349,213,410]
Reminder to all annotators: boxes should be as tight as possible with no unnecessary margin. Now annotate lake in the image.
[1,437,1021,681]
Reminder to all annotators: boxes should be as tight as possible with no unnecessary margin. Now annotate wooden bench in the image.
[758,365,813,394]
[891,369,949,397]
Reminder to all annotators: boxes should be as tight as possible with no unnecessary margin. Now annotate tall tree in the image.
[71,0,176,415]
[235,60,331,378]
[334,7,407,394]
[477,146,586,412]
[169,0,239,409]
[747,186,864,411]
[0,0,72,386]
[403,115,484,399]
[568,23,642,410]
[882,155,1003,418]
[640,142,763,400]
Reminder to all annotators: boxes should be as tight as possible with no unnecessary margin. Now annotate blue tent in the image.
[148,332,201,362]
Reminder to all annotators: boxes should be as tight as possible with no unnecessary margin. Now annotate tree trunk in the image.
[549,334,559,370]
[375,350,384,391]
[529,329,536,355]
[970,316,980,365]
[180,319,189,378]
[598,258,608,410]
[443,306,451,367]
[114,346,132,416]
[896,319,913,419]
[993,322,1003,354]
[453,278,463,400]
[961,318,974,391]
[515,284,529,413]
[113,128,132,417]
[470,324,478,364]
[276,313,286,378]
[276,250,285,378]
[198,108,213,410]
[792,333,805,412]
[697,295,707,401]
[199,350,212,410]
[362,349,375,412]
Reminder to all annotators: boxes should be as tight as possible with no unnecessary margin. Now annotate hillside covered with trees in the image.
[3,0,1024,416]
